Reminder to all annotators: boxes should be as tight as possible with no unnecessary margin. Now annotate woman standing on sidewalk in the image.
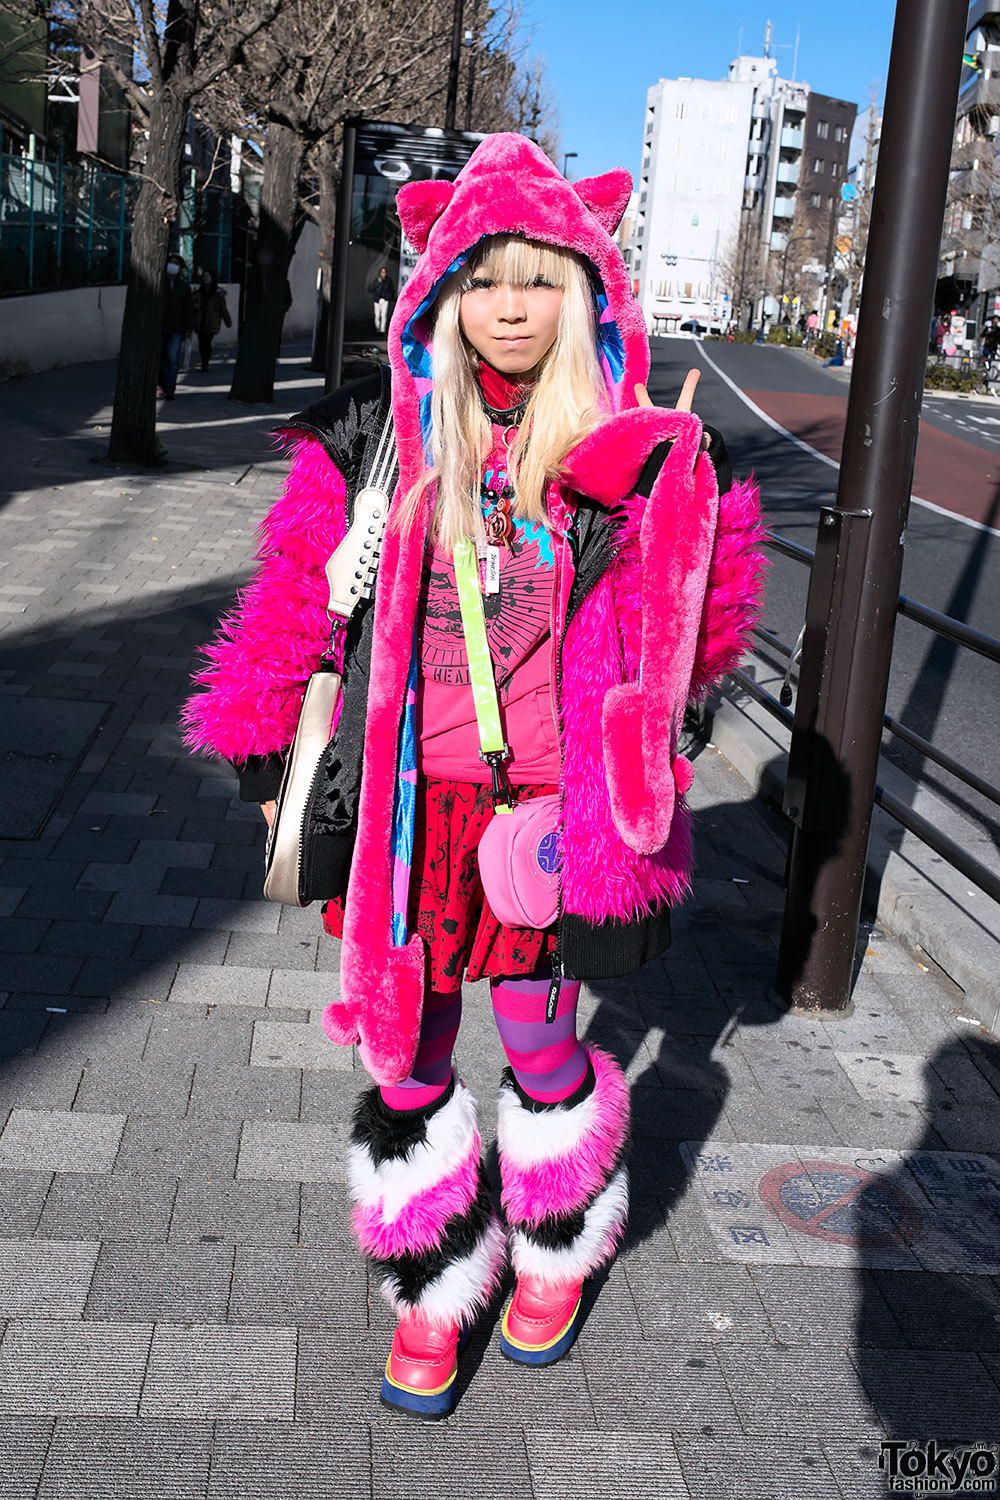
[183,134,764,1420]
[193,270,232,372]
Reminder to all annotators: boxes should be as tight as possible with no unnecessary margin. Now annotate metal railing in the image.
[0,153,236,296]
[731,529,1000,907]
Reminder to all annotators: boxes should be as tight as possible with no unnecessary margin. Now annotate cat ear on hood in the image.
[572,168,633,235]
[395,178,457,254]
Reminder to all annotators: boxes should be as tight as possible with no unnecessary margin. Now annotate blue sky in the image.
[526,2,898,182]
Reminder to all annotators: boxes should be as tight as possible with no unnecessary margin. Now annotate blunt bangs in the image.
[463,234,576,289]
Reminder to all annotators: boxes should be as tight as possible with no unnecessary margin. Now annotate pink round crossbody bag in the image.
[476,792,562,929]
[452,538,561,932]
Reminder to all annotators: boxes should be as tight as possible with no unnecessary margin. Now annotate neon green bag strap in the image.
[452,537,513,813]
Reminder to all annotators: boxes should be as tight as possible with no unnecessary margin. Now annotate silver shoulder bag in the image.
[262,404,398,906]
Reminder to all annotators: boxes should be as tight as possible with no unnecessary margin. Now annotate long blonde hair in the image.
[395,235,607,548]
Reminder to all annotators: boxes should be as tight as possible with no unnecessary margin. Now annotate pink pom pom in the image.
[672,754,695,795]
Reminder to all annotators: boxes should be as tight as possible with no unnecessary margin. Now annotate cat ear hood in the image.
[388,132,649,492]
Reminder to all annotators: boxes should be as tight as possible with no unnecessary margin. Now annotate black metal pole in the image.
[821,187,840,330]
[445,0,465,130]
[463,0,479,132]
[325,119,357,396]
[775,0,968,1009]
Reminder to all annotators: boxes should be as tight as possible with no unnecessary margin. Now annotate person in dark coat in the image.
[159,255,195,400]
[367,264,396,333]
[193,270,232,372]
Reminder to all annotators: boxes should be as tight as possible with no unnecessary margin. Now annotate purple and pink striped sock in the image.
[378,987,463,1112]
[490,973,588,1104]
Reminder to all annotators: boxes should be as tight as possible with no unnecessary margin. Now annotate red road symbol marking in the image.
[757,1160,923,1248]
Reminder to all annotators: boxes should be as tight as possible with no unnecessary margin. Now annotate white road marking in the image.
[695,342,1000,541]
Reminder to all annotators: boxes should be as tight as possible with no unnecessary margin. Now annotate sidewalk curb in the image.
[704,679,1000,1036]
[760,340,1000,403]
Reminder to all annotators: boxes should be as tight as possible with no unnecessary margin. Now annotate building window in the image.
[810,192,822,208]
[834,124,846,142]
[831,161,840,179]
[812,158,825,173]
[816,120,829,139]
[701,102,711,119]
[691,214,699,226]
[675,100,688,119]
[724,103,736,123]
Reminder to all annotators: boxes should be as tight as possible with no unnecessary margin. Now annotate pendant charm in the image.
[483,490,514,548]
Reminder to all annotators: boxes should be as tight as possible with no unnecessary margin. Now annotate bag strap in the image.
[323,369,398,624]
[452,538,513,814]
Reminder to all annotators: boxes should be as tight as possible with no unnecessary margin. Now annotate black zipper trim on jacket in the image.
[547,508,623,1020]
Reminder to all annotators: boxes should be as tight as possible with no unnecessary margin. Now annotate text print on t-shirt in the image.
[420,463,555,692]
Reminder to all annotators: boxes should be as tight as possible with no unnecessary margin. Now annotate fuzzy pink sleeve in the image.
[688,474,768,700]
[181,437,348,763]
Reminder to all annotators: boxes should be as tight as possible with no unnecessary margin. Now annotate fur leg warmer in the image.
[347,1076,507,1329]
[496,1045,630,1285]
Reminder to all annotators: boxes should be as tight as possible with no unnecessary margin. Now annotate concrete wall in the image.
[0,217,323,380]
[0,281,240,382]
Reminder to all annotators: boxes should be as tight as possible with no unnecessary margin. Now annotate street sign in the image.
[840,182,858,202]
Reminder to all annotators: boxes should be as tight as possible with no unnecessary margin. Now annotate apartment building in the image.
[633,74,755,330]
[632,52,856,331]
[940,1,1000,334]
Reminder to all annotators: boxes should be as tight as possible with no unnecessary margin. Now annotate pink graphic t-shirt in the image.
[418,430,560,784]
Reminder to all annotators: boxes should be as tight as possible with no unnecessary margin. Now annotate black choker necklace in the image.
[478,390,529,425]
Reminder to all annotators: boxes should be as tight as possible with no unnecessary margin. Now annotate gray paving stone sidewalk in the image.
[1,346,999,1499]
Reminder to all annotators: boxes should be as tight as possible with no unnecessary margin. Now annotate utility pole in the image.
[325,120,357,395]
[445,0,464,130]
[775,0,968,1010]
[463,0,480,132]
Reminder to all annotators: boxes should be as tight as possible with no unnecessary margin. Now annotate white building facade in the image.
[631,55,815,332]
[632,75,754,331]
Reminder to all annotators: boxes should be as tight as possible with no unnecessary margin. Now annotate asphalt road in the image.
[645,336,1000,858]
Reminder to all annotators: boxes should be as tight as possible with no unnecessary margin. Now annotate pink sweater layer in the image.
[417,429,561,784]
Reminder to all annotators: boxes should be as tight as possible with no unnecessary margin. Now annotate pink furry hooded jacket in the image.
[184,133,766,1085]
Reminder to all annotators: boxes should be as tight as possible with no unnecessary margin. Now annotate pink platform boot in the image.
[500,1273,584,1366]
[382,1312,471,1419]
[496,1047,630,1367]
[347,1078,506,1419]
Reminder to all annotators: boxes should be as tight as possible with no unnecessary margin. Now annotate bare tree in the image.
[211,0,550,402]
[203,0,455,402]
[6,0,283,463]
[718,211,769,330]
[832,88,880,316]
[941,107,1000,304]
[0,5,48,89]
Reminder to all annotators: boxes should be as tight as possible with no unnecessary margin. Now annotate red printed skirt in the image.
[322,777,558,993]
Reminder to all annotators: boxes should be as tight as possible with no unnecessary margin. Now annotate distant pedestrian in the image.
[367,264,396,334]
[158,255,194,401]
[193,270,232,372]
